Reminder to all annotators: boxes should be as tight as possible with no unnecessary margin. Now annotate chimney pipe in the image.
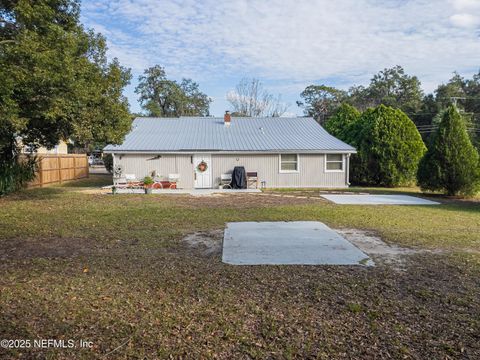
[224,111,231,126]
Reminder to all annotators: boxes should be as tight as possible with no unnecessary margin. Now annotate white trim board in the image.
[279,153,300,174]
[325,154,345,173]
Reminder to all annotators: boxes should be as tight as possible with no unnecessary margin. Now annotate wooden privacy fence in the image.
[28,154,89,187]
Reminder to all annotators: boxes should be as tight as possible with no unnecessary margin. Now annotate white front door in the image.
[193,154,212,188]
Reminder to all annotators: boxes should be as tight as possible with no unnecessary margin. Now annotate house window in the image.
[280,154,299,172]
[326,154,344,171]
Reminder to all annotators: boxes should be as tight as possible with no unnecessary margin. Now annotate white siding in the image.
[211,154,347,188]
[116,154,194,188]
[115,153,348,189]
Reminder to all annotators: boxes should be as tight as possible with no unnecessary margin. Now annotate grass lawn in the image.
[1,174,479,359]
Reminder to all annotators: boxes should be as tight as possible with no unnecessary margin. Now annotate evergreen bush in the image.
[418,106,480,196]
[350,105,426,186]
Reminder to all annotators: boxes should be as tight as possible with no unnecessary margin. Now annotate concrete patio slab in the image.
[110,188,261,195]
[320,194,440,205]
[222,221,372,266]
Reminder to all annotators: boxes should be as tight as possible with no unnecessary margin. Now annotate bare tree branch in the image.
[226,78,289,117]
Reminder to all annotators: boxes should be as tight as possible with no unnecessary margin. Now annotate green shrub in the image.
[0,131,37,196]
[103,153,113,173]
[143,176,154,187]
[418,106,480,196]
[350,105,426,186]
[0,156,37,196]
[324,103,360,140]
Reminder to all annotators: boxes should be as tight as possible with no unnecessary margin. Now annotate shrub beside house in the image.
[325,104,426,187]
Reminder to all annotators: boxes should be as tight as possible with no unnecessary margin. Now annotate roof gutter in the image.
[103,149,357,155]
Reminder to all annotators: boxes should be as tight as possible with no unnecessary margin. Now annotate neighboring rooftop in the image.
[104,117,356,153]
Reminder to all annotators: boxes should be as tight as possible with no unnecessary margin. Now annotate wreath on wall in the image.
[197,161,208,173]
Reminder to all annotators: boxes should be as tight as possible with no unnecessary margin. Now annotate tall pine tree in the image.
[418,106,480,196]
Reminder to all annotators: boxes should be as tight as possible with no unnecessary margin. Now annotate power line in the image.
[438,96,480,100]
[418,130,480,134]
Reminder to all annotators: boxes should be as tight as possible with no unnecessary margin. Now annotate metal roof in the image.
[104,117,356,153]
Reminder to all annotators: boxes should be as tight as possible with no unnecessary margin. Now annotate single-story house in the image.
[103,113,356,189]
[18,138,69,155]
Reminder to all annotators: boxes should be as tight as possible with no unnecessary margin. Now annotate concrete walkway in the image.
[321,194,440,205]
[222,221,372,266]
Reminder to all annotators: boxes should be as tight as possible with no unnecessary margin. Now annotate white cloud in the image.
[449,0,480,11]
[450,13,480,28]
[82,0,480,94]
[449,0,480,28]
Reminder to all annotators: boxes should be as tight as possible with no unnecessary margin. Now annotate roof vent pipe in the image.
[224,111,231,127]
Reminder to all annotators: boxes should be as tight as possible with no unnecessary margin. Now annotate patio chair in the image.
[152,176,164,189]
[246,172,258,189]
[113,177,126,188]
[168,173,180,189]
[220,174,232,189]
[114,173,134,189]
[125,174,143,192]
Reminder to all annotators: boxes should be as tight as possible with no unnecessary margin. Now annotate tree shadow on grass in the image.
[434,200,480,214]
[0,187,68,202]
[60,174,112,188]
[1,174,112,202]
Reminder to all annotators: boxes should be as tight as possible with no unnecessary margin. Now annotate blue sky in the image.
[81,0,480,117]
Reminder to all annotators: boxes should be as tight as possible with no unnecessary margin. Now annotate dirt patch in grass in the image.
[77,188,111,195]
[337,228,443,269]
[182,229,223,256]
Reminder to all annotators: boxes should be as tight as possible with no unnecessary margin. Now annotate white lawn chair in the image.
[124,174,142,192]
[168,173,180,189]
[125,174,136,182]
[153,175,165,189]
[220,174,232,189]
